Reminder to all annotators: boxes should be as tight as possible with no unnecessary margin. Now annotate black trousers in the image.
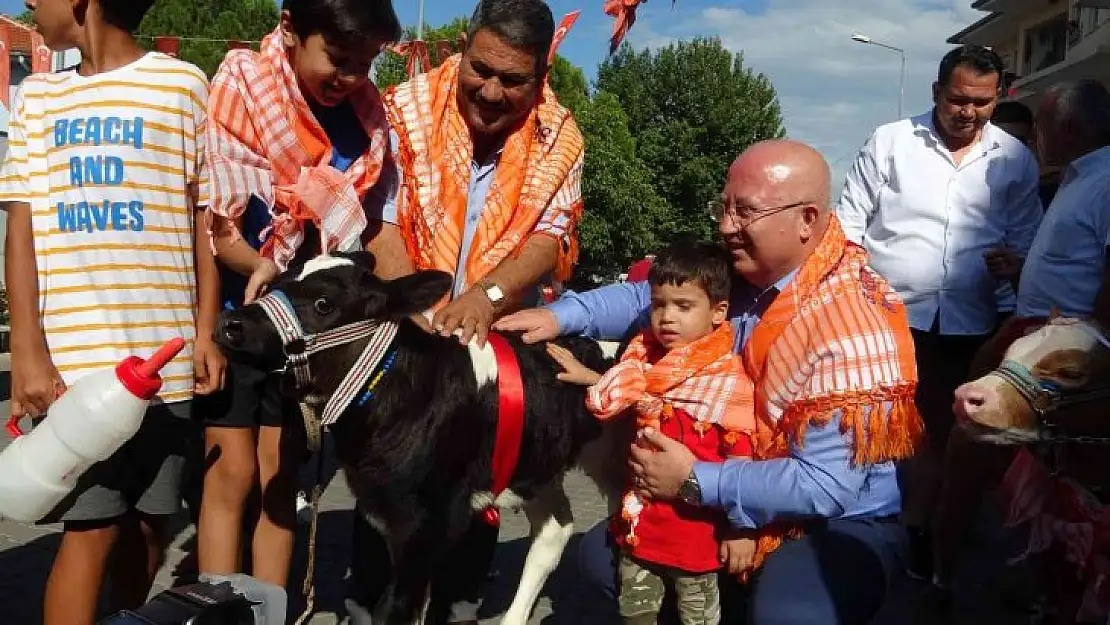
[911,321,990,452]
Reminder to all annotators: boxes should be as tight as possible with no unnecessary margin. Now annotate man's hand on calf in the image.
[493,308,561,344]
[432,287,495,347]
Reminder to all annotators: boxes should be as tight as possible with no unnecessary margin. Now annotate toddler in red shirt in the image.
[550,241,756,625]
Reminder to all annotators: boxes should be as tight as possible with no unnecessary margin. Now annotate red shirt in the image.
[612,408,752,573]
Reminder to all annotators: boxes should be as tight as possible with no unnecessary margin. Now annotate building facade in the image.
[0,15,80,134]
[948,0,1110,108]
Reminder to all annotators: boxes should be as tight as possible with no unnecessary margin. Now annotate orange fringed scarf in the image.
[206,27,389,269]
[739,216,924,577]
[588,322,756,547]
[587,322,755,436]
[383,55,585,307]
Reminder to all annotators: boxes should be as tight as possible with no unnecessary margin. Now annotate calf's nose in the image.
[952,383,989,423]
[219,317,245,347]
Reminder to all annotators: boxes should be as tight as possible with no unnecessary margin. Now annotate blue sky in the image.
[1,0,984,187]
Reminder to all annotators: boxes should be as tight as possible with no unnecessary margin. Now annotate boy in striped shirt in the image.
[0,1,223,623]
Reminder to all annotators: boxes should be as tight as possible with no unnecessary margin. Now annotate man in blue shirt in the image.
[496,139,921,624]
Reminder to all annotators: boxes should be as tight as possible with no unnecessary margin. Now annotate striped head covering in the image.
[383,54,584,307]
[205,27,389,269]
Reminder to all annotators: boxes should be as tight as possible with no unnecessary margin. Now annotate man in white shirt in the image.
[1017,80,1110,325]
[837,44,1043,581]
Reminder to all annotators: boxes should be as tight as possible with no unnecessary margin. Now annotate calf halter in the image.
[255,290,398,427]
[991,323,1110,445]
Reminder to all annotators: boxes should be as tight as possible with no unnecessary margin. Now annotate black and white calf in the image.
[214,252,626,625]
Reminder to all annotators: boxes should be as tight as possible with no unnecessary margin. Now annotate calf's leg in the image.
[374,528,439,625]
[501,482,575,625]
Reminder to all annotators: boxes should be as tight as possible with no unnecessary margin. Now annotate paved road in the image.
[0,401,1037,625]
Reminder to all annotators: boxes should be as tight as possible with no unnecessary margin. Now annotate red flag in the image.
[0,28,10,109]
[154,36,181,57]
[548,10,581,65]
[605,0,674,54]
[30,32,51,73]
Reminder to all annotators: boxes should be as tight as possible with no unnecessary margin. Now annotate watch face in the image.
[679,478,701,505]
[487,285,505,303]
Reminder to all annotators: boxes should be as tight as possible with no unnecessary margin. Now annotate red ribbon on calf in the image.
[483,333,526,527]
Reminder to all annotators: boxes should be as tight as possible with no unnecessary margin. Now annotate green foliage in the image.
[597,38,785,242]
[573,91,669,284]
[0,282,9,327]
[15,10,33,27]
[547,55,588,115]
[136,0,279,77]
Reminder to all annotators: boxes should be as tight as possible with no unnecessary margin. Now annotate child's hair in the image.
[282,0,403,48]
[648,241,733,304]
[99,0,156,33]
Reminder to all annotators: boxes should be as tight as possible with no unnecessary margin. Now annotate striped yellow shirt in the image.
[0,53,210,403]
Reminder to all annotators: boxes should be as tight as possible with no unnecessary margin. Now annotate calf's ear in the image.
[385,271,453,317]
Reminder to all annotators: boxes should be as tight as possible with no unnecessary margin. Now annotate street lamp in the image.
[852,33,906,120]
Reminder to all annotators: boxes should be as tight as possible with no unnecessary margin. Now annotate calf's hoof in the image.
[343,598,375,625]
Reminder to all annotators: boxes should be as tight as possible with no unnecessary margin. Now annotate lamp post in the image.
[852,33,906,120]
[414,0,426,74]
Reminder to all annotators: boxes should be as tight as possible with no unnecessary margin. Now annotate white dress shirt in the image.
[837,112,1043,335]
[1017,146,1110,318]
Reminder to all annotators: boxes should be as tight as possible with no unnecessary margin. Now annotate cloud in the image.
[625,0,982,190]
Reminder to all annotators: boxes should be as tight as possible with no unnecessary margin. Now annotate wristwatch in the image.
[678,469,702,506]
[477,280,505,305]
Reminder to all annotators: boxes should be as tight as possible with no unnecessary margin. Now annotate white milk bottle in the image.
[0,337,186,521]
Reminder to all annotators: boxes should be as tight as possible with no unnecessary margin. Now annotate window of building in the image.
[1023,12,1068,74]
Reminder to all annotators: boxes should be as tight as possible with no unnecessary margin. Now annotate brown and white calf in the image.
[213,252,625,625]
[952,316,1110,625]
[953,316,1110,444]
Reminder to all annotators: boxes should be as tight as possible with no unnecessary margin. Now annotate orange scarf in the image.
[587,323,755,436]
[589,322,754,547]
[383,55,585,307]
[206,27,388,268]
[740,215,923,576]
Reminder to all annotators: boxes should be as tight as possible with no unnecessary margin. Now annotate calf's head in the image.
[953,317,1110,444]
[214,252,451,376]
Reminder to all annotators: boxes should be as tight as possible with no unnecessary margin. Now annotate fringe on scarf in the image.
[758,383,922,467]
[741,384,922,580]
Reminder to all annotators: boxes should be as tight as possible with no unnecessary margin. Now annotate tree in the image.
[597,38,785,241]
[137,0,279,77]
[372,17,588,113]
[15,10,32,27]
[572,91,669,285]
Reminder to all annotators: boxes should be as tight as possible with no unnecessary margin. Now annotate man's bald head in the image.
[728,139,831,211]
[717,139,832,288]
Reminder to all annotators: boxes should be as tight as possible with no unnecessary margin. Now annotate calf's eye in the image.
[313,297,335,315]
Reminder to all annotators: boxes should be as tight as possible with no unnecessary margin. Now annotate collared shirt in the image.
[838,112,1043,335]
[548,275,902,529]
[1017,146,1110,318]
[369,130,572,299]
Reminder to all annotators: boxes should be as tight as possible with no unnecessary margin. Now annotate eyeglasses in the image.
[707,199,811,228]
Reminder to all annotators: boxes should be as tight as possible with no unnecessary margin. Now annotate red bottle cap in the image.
[115,338,186,400]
